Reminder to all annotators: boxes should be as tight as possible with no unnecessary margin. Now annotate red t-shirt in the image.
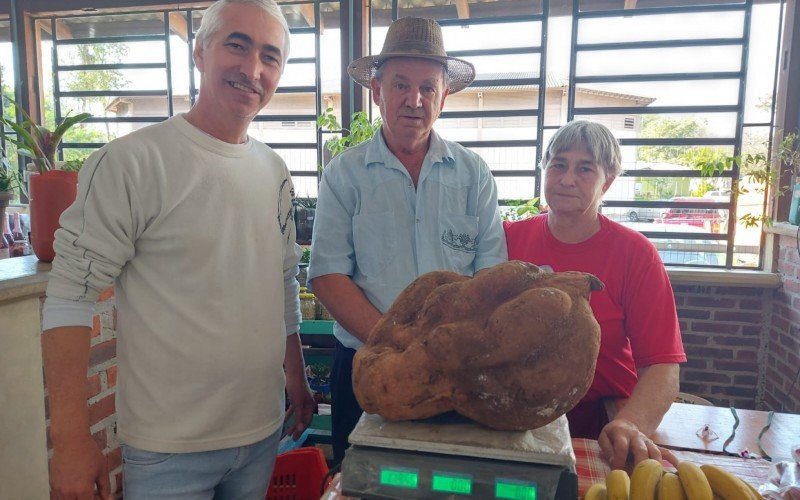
[504,214,686,438]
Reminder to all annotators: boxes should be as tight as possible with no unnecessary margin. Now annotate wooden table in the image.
[653,402,800,460]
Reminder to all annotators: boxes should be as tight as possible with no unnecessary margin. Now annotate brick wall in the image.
[764,235,800,413]
[672,284,769,409]
[44,287,121,497]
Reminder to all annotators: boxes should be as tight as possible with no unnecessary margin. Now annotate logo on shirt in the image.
[441,229,477,253]
[277,178,295,241]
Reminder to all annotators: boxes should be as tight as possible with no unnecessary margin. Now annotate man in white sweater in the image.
[42,0,314,498]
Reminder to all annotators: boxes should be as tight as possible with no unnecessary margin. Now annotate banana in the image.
[741,479,764,500]
[585,482,609,500]
[699,465,756,500]
[606,469,631,500]
[631,459,663,500]
[677,461,713,500]
[657,472,687,500]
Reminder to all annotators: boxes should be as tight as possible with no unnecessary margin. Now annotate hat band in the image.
[380,39,448,58]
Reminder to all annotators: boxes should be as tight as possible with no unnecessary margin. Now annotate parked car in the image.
[658,249,722,266]
[601,206,662,222]
[703,189,732,202]
[658,197,727,233]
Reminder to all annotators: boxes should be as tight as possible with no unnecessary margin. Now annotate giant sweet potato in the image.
[352,260,603,431]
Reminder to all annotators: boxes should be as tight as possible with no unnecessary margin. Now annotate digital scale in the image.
[341,413,578,499]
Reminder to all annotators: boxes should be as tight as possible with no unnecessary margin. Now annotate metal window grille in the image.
[43,1,338,197]
[366,0,548,206]
[568,0,782,269]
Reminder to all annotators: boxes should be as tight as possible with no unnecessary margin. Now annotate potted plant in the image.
[317,108,382,161]
[0,101,91,261]
[298,109,382,245]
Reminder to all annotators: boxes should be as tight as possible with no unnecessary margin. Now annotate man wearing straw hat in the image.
[309,16,507,465]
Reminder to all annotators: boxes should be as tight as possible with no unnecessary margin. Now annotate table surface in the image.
[652,402,800,460]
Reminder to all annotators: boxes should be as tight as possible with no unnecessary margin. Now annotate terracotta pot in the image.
[29,170,78,262]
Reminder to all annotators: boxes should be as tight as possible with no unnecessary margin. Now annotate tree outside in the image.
[53,43,131,163]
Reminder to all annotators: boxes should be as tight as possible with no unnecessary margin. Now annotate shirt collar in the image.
[365,128,456,170]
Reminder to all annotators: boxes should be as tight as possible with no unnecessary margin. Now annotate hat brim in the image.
[347,53,476,94]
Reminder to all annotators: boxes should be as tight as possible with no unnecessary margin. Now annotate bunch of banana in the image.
[583,460,763,500]
[699,464,763,500]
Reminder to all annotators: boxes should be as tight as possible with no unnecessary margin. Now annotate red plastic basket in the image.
[266,447,330,500]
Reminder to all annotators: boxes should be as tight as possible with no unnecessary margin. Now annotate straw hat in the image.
[347,17,476,94]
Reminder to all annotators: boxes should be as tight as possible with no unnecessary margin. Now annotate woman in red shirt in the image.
[504,120,686,469]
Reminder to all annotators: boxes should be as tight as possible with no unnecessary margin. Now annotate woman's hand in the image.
[598,417,678,470]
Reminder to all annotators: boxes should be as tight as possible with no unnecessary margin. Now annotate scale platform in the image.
[341,413,578,499]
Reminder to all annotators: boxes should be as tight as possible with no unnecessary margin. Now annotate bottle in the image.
[12,212,24,241]
[1,213,12,249]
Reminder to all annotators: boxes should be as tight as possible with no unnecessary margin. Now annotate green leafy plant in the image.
[695,132,800,228]
[300,246,311,264]
[317,108,382,160]
[61,154,89,173]
[501,197,541,221]
[0,99,91,173]
[0,160,21,193]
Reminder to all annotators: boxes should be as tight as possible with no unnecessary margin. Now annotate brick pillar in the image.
[45,287,121,497]
[765,235,800,413]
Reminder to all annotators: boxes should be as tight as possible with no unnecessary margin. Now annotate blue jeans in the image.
[122,428,281,499]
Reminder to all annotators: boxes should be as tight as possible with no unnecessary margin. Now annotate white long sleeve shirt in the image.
[45,114,301,453]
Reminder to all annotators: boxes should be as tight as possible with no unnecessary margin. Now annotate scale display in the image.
[378,466,537,498]
[344,446,571,499]
[342,413,576,499]
[495,478,538,500]
[432,472,473,495]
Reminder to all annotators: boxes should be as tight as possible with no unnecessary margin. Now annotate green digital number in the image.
[432,472,472,494]
[380,467,419,489]
[495,479,537,500]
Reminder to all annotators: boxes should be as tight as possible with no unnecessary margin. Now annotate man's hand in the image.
[49,435,111,500]
[284,375,315,441]
[598,418,678,470]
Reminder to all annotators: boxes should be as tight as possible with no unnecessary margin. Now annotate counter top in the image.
[0,255,51,302]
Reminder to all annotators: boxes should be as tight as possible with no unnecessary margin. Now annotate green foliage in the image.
[638,177,680,200]
[501,198,540,221]
[294,197,316,209]
[681,147,731,175]
[317,108,382,160]
[695,132,800,228]
[1,63,15,117]
[0,157,22,192]
[637,116,707,165]
[691,179,717,198]
[63,44,130,112]
[300,247,311,264]
[61,155,89,172]
[756,94,773,113]
[0,99,91,173]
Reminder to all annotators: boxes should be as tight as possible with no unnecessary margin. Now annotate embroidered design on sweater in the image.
[441,229,477,253]
[277,178,295,241]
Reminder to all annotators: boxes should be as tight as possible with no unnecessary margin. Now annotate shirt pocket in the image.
[440,214,479,274]
[353,212,397,277]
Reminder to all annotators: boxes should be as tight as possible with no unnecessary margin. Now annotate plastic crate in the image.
[266,447,330,500]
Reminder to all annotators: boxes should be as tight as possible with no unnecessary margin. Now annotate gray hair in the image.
[195,0,291,58]
[543,120,622,179]
[374,58,450,91]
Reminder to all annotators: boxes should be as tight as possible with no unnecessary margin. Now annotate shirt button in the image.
[416,218,420,223]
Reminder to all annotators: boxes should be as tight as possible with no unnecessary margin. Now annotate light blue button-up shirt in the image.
[308,129,507,349]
